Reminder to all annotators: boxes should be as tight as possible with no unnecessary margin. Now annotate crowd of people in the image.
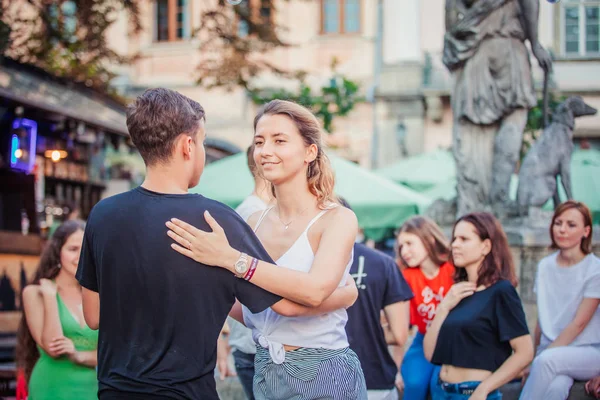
[15,88,600,400]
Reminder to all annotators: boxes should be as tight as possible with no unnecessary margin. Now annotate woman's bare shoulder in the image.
[327,204,357,223]
[319,204,358,233]
[22,284,41,303]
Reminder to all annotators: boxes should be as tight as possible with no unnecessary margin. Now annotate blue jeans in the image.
[233,350,255,400]
[401,332,439,400]
[431,376,502,400]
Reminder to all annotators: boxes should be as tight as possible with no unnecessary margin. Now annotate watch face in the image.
[235,260,248,274]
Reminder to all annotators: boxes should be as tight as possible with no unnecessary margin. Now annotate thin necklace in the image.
[276,206,310,230]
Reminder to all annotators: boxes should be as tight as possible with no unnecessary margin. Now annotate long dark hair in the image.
[450,212,518,288]
[16,220,85,382]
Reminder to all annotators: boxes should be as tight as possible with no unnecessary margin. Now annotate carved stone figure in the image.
[443,0,553,217]
[517,96,597,213]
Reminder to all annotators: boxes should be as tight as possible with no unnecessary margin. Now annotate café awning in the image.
[375,148,455,191]
[0,58,127,136]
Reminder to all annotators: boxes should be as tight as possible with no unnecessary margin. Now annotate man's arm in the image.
[216,327,235,381]
[82,288,100,330]
[271,275,358,317]
[229,301,245,324]
[76,220,100,330]
[382,254,413,346]
[383,301,410,347]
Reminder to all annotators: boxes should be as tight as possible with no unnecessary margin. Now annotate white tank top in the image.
[242,205,354,364]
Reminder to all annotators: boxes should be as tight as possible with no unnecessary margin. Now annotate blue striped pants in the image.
[253,346,368,400]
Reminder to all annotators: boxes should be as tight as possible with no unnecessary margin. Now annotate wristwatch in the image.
[234,252,250,277]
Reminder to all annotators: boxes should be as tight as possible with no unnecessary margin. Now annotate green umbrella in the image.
[554,148,600,224]
[422,175,520,202]
[375,149,456,191]
[190,152,432,241]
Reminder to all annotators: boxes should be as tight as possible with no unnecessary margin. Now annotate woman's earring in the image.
[57,263,62,269]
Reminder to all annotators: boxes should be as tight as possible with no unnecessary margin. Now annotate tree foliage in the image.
[1,0,296,93]
[249,62,363,133]
[0,0,363,133]
[1,0,142,95]
[195,0,297,90]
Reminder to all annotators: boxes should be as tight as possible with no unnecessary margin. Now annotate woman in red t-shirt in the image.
[396,216,455,400]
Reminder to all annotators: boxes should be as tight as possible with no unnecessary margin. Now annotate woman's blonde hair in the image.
[253,99,336,208]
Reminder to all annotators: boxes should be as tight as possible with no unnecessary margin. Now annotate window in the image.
[562,1,600,56]
[155,0,189,42]
[237,0,273,38]
[48,1,77,41]
[321,0,361,34]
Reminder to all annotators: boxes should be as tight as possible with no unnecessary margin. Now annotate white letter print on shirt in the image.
[417,286,445,329]
[351,256,367,290]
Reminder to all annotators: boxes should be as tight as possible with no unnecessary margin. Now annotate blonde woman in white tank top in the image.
[167,99,368,399]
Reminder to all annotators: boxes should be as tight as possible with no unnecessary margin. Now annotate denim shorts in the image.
[431,377,502,400]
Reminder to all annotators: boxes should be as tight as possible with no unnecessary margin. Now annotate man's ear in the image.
[179,135,193,160]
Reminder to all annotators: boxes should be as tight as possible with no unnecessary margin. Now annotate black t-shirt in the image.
[345,243,414,390]
[76,187,281,400]
[431,279,529,372]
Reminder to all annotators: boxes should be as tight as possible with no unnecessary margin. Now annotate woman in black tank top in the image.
[422,212,533,400]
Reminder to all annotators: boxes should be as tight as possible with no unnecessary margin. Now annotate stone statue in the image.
[517,96,597,214]
[443,0,553,217]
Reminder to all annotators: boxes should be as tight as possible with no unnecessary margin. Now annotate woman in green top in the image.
[17,220,98,399]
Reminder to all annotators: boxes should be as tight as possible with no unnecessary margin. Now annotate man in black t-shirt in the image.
[77,88,282,399]
[346,242,413,399]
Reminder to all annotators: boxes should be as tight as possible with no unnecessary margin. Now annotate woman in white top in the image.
[520,200,600,400]
[166,99,368,399]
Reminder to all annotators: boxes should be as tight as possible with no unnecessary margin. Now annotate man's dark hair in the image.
[126,88,205,165]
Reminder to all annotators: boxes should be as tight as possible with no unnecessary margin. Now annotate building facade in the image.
[378,0,600,167]
[107,0,378,164]
[107,0,600,167]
